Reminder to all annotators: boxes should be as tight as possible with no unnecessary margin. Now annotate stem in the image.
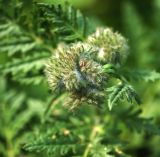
[42,93,67,123]
[6,144,14,157]
[82,124,101,157]
[6,134,14,157]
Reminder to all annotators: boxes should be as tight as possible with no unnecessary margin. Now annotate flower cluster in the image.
[45,28,129,110]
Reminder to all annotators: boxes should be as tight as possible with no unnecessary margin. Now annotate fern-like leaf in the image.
[107,82,141,110]
[123,69,160,82]
[116,106,160,135]
[37,2,95,42]
[24,124,89,156]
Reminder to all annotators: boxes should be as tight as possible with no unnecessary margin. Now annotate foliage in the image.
[0,0,160,157]
[106,82,141,111]
[0,78,45,157]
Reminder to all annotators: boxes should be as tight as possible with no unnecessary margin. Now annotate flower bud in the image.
[87,27,129,65]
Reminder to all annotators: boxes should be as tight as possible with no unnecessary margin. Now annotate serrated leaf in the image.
[107,83,141,110]
[124,69,160,82]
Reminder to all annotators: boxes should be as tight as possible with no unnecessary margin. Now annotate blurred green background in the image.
[0,0,160,157]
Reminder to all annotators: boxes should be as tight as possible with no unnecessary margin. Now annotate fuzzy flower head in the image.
[45,42,108,109]
[45,28,129,110]
[87,27,129,65]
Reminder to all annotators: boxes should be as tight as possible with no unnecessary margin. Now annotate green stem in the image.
[6,135,14,157]
[82,124,101,157]
[42,93,67,123]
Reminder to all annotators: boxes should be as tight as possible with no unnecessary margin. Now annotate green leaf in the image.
[123,69,160,82]
[116,106,160,135]
[102,64,116,74]
[37,2,95,42]
[107,82,141,110]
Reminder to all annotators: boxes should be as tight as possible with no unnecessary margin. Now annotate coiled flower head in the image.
[45,42,108,109]
[45,28,129,110]
[87,27,129,65]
